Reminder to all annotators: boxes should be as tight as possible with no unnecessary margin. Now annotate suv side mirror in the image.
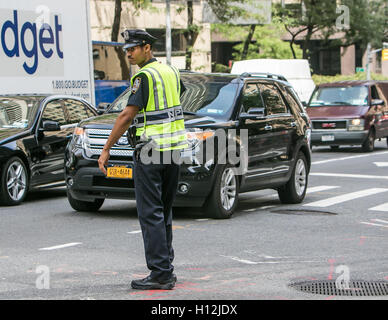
[97,102,110,115]
[239,107,266,121]
[371,99,384,106]
[41,120,61,131]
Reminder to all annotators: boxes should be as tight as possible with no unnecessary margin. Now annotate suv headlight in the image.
[348,119,365,131]
[186,129,215,150]
[73,127,86,147]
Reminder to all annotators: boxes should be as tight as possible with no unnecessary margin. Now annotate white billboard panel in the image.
[0,0,94,104]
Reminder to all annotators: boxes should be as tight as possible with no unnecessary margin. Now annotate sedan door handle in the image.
[264,125,273,131]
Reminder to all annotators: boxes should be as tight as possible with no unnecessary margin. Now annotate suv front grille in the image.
[312,120,347,130]
[84,128,133,160]
[93,176,134,188]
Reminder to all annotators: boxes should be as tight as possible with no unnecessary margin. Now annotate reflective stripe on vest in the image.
[130,61,188,151]
[133,105,184,128]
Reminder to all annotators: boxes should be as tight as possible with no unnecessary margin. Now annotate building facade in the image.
[89,0,211,81]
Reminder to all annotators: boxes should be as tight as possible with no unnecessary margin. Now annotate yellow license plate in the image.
[107,166,133,179]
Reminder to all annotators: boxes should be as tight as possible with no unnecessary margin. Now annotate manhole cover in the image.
[290,280,388,296]
[271,209,337,216]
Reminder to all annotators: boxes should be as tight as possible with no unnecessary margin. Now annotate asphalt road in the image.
[1,140,388,301]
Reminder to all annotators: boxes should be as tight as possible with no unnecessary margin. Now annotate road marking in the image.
[306,185,339,193]
[311,151,388,165]
[374,162,388,167]
[260,205,275,209]
[304,188,388,207]
[39,243,82,251]
[220,255,280,265]
[369,203,388,212]
[127,230,142,234]
[310,173,388,180]
[360,222,388,228]
[371,219,388,224]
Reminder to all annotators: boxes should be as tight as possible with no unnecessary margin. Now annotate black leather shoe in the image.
[131,275,175,290]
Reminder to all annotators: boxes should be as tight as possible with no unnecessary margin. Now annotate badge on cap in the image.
[132,77,141,94]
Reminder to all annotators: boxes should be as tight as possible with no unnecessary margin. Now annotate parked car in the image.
[65,72,312,219]
[306,80,388,151]
[0,94,98,205]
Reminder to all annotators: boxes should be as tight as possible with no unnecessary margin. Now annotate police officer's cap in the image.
[121,29,157,50]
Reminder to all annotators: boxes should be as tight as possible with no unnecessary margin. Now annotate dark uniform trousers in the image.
[133,151,180,280]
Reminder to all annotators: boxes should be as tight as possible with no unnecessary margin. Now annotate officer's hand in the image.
[98,149,110,175]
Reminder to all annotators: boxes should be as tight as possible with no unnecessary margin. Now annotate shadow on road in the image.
[25,187,67,203]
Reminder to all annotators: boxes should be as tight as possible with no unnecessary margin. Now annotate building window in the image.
[146,29,186,55]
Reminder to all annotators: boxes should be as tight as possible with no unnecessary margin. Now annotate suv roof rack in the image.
[240,72,288,82]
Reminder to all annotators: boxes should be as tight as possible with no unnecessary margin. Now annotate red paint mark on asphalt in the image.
[129,281,213,299]
[130,289,171,297]
[328,259,336,280]
[359,236,367,245]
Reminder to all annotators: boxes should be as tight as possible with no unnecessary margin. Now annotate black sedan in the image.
[0,94,98,205]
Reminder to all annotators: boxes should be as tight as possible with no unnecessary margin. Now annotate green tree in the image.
[273,0,387,63]
[182,0,248,70]
[232,22,303,60]
[110,0,152,79]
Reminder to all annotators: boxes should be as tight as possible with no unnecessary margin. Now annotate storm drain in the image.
[290,280,388,296]
[271,209,337,216]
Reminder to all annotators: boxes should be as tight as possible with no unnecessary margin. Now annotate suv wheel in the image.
[204,164,239,219]
[362,129,375,152]
[67,191,104,212]
[278,152,308,204]
[0,157,29,206]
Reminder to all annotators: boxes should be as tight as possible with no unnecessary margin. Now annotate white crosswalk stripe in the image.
[306,185,339,193]
[360,219,388,228]
[369,203,388,212]
[373,162,388,167]
[303,188,388,208]
[310,173,388,180]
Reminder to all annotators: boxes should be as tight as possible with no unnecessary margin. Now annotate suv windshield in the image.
[0,96,43,129]
[309,86,369,106]
[108,76,238,120]
[107,90,132,113]
[180,79,238,120]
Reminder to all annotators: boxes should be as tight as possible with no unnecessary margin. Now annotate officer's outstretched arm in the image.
[98,105,139,175]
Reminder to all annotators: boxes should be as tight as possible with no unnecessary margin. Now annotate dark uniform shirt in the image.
[127,58,186,111]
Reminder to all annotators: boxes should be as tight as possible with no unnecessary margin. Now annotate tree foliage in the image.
[273,0,387,61]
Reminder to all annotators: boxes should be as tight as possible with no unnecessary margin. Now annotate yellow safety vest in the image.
[131,61,188,152]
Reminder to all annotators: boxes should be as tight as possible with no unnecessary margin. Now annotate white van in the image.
[231,59,315,103]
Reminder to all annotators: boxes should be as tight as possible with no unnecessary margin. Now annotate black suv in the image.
[65,72,312,218]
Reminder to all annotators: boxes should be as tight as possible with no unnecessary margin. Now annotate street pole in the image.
[366,42,371,80]
[166,0,172,65]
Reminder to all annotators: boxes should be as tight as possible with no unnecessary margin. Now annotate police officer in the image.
[98,29,187,290]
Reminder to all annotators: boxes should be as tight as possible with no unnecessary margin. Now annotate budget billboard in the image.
[0,0,95,104]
